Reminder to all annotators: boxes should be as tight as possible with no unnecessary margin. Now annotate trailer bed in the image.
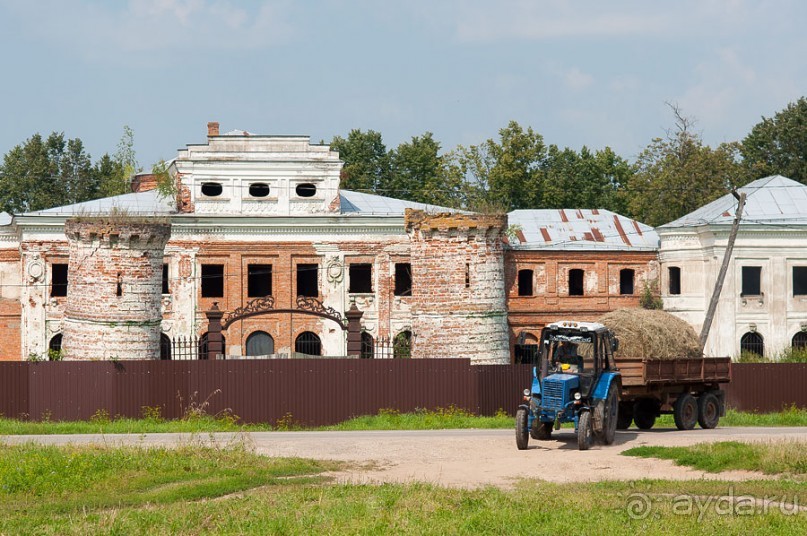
[617,357,731,388]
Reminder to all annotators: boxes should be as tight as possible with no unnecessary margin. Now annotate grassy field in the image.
[623,440,807,475]
[1,444,805,534]
[1,406,806,435]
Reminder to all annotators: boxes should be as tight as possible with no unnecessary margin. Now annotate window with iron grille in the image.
[740,332,764,357]
[295,331,321,356]
[360,332,374,359]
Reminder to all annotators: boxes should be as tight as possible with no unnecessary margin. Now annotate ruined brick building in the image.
[0,123,658,363]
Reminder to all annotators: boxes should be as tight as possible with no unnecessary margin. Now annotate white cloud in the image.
[4,0,295,59]
[562,67,593,91]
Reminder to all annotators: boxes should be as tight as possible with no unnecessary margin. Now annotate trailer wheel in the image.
[516,408,529,450]
[577,411,592,451]
[697,392,720,429]
[531,421,553,440]
[673,393,698,430]
[617,402,633,430]
[633,400,656,430]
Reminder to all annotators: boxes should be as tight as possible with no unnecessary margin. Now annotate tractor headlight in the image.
[574,392,582,401]
[523,389,531,397]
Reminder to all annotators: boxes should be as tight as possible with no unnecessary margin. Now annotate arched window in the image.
[160,333,171,360]
[514,331,539,364]
[740,332,764,358]
[199,333,226,360]
[393,330,412,359]
[49,333,63,352]
[792,332,807,350]
[360,332,374,359]
[246,331,274,357]
[295,331,321,356]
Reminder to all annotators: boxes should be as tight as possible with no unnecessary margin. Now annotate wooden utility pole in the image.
[699,191,746,355]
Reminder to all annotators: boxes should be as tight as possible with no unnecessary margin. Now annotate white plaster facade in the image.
[658,176,807,359]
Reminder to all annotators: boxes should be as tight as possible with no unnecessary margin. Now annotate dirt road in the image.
[5,427,807,489]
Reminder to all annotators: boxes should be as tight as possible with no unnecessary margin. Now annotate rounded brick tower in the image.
[61,219,171,360]
[405,210,510,364]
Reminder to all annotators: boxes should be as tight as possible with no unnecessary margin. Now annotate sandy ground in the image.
[4,427,807,489]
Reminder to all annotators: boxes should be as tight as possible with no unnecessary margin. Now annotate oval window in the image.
[201,182,223,197]
[296,183,317,198]
[249,183,270,198]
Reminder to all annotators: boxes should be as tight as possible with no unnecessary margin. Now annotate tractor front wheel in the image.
[516,408,529,450]
[577,411,593,451]
[674,393,698,430]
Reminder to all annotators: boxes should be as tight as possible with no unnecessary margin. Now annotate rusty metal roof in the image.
[507,209,659,251]
[660,175,807,229]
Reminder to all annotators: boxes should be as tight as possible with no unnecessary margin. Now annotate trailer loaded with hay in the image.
[599,309,731,430]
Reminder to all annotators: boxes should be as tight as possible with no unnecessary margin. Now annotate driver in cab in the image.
[554,341,583,373]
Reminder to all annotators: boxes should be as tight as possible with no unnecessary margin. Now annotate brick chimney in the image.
[207,121,220,137]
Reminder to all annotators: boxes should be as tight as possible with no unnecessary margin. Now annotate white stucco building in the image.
[658,175,807,359]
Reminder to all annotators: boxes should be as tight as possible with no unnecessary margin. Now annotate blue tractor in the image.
[516,321,621,450]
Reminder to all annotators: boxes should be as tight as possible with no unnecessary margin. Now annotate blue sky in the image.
[0,0,804,169]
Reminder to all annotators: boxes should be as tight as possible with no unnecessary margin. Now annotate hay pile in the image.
[599,308,701,360]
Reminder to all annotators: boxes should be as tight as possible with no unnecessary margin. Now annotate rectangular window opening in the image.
[668,266,681,295]
[518,269,534,296]
[619,269,635,295]
[162,264,169,295]
[394,263,412,296]
[741,266,762,296]
[348,263,373,293]
[201,264,224,298]
[794,267,807,296]
[51,263,68,297]
[297,263,319,297]
[247,264,273,297]
[568,269,584,296]
[465,263,470,289]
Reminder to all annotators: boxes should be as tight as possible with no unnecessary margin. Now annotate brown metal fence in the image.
[0,361,803,426]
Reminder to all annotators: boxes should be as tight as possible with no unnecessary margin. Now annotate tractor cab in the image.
[516,321,621,451]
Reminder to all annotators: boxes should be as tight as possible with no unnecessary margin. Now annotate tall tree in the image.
[454,121,546,212]
[330,129,390,193]
[389,133,461,207]
[741,96,807,183]
[98,125,138,197]
[627,105,747,227]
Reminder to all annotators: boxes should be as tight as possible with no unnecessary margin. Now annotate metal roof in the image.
[339,190,452,215]
[507,209,659,251]
[660,175,807,229]
[20,189,178,217]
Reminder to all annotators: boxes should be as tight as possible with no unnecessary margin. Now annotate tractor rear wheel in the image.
[516,408,529,450]
[674,393,698,430]
[531,421,553,440]
[697,392,720,429]
[633,399,657,430]
[577,411,592,451]
[599,384,619,445]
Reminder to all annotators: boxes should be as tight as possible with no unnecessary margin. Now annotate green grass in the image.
[1,444,805,534]
[623,440,807,475]
[2,405,807,435]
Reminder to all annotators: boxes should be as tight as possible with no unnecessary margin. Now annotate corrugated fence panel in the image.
[724,363,807,412]
[1,361,806,424]
[0,362,28,419]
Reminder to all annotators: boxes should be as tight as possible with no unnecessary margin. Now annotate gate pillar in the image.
[206,302,224,360]
[345,303,364,357]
